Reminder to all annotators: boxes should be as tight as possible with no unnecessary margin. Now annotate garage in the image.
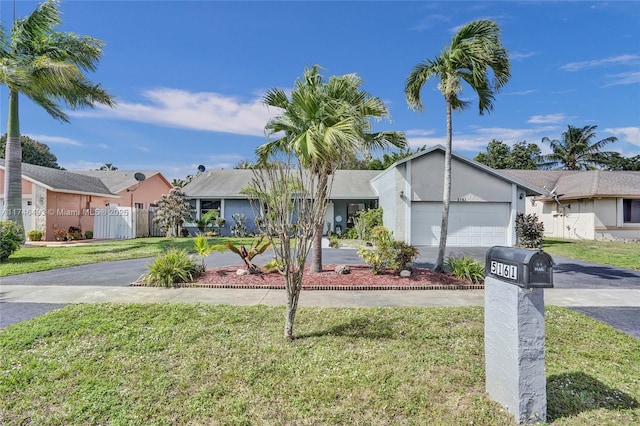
[411,202,510,246]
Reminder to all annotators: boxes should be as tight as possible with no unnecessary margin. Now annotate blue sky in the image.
[1,0,639,180]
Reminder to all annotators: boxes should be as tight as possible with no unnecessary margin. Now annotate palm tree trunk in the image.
[2,90,25,231]
[434,97,453,273]
[310,172,329,273]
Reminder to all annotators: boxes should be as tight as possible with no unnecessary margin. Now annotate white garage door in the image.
[411,202,509,246]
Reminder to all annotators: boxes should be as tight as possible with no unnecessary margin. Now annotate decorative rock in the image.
[236,269,250,276]
[335,264,351,275]
[400,269,412,278]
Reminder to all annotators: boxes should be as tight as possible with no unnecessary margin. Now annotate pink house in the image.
[0,160,173,240]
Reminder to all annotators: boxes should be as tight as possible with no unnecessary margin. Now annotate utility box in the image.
[484,246,554,424]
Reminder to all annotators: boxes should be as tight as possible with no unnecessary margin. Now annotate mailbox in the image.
[485,246,554,288]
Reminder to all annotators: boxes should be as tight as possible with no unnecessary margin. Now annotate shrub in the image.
[340,227,358,239]
[328,234,340,248]
[53,228,67,241]
[515,212,545,248]
[0,220,24,262]
[27,229,43,242]
[353,208,383,241]
[142,249,201,287]
[85,230,93,239]
[263,258,284,274]
[445,255,485,283]
[357,226,419,274]
[230,213,248,237]
[67,226,82,240]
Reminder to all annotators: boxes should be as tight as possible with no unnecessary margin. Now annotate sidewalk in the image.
[2,284,638,308]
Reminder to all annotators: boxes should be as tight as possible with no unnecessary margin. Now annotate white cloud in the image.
[507,90,537,96]
[527,114,566,124]
[602,71,640,87]
[25,134,83,146]
[70,88,272,137]
[560,54,640,71]
[509,51,536,60]
[405,129,436,137]
[134,145,151,153]
[61,160,105,170]
[605,127,640,147]
[97,143,109,149]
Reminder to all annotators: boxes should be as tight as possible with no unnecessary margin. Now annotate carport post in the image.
[484,246,554,424]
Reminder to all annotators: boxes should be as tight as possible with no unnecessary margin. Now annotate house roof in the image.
[389,144,545,196]
[74,170,169,193]
[0,160,117,197]
[182,169,381,199]
[502,170,640,200]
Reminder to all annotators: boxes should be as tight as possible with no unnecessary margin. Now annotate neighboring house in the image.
[503,170,640,241]
[0,160,172,240]
[183,145,543,247]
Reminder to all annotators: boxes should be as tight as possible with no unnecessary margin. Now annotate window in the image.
[623,199,640,223]
[346,203,366,228]
[200,199,221,217]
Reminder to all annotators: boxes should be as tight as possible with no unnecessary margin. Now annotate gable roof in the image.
[182,169,381,199]
[390,144,545,196]
[502,170,640,200]
[0,160,117,197]
[74,170,169,193]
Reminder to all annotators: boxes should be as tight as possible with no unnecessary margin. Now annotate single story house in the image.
[183,145,544,247]
[502,170,640,241]
[0,160,172,240]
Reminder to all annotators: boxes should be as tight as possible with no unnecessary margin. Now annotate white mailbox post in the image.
[484,246,554,424]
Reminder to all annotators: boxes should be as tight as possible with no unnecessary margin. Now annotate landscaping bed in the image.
[144,264,484,290]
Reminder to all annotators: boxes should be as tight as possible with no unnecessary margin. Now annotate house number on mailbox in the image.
[490,261,518,280]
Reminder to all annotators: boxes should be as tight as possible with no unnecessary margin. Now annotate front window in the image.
[623,199,640,223]
[346,203,366,228]
[200,199,221,217]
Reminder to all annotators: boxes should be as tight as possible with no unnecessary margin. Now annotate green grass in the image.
[1,237,256,276]
[543,238,640,271]
[1,305,638,425]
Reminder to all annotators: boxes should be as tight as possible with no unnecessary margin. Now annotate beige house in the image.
[503,170,640,241]
[0,161,172,240]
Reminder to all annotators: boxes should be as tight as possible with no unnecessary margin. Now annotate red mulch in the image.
[187,264,483,290]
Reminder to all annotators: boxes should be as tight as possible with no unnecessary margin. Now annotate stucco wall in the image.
[526,197,640,241]
[410,153,513,202]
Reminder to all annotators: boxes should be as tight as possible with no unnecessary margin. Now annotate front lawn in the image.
[543,237,640,271]
[1,305,638,425]
[1,237,255,276]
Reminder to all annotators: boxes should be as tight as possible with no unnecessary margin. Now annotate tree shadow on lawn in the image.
[547,371,639,421]
[296,316,394,340]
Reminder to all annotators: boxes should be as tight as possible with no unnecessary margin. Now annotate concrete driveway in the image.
[1,245,639,338]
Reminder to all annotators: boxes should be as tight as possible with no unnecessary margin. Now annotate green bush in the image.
[263,258,284,274]
[27,229,43,242]
[85,230,93,239]
[357,226,419,274]
[0,220,24,262]
[445,256,485,283]
[515,212,545,248]
[142,249,201,287]
[328,234,340,248]
[353,207,383,241]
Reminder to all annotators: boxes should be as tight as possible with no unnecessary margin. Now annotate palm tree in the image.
[0,0,115,229]
[405,19,510,272]
[258,65,406,273]
[539,125,617,170]
[99,163,119,171]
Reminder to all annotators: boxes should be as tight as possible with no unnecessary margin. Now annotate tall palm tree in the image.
[539,125,617,170]
[0,0,115,229]
[405,19,510,272]
[258,65,406,273]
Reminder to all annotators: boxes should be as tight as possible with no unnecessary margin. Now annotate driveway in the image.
[1,245,639,338]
